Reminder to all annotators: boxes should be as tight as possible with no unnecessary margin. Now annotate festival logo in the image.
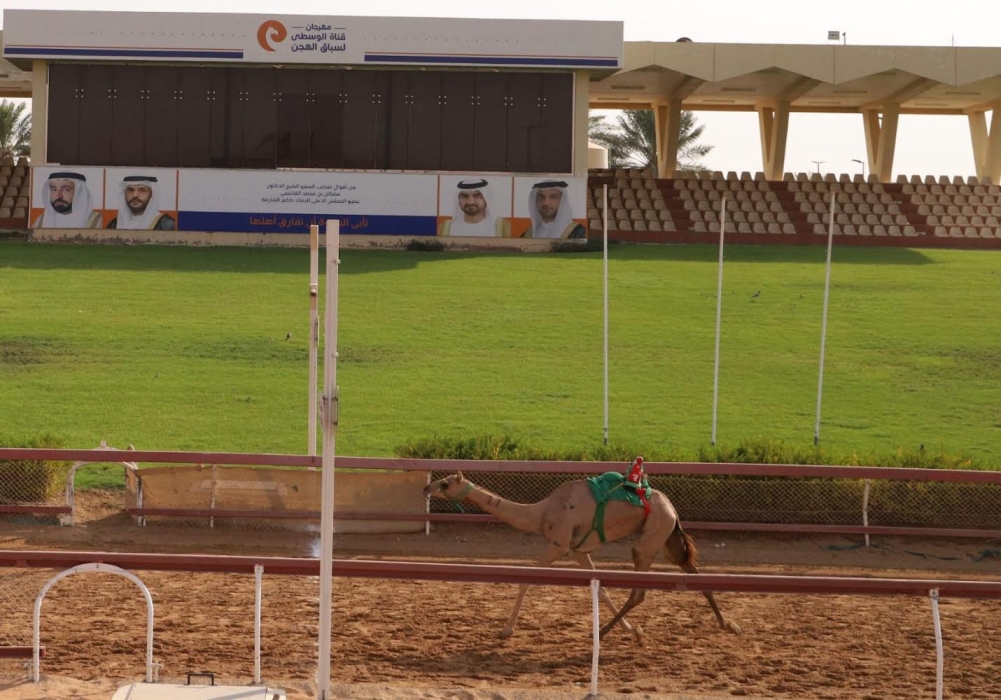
[257,20,288,52]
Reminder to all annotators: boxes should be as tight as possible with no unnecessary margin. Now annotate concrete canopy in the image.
[590,42,1001,182]
[0,32,33,98]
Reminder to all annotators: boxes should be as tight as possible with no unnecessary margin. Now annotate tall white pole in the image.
[309,224,319,457]
[711,195,727,446]
[602,184,609,446]
[317,219,340,699]
[815,193,836,445]
[254,564,263,684]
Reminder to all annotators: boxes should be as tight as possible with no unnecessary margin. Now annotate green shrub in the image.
[404,237,445,252]
[0,433,68,503]
[401,434,998,528]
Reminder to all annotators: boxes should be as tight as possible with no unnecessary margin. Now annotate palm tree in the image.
[0,100,31,163]
[589,109,712,177]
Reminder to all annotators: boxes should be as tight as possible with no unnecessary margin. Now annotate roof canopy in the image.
[0,32,32,97]
[590,42,1001,115]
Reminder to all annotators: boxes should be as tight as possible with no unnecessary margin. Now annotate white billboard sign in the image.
[29,166,587,239]
[2,10,622,69]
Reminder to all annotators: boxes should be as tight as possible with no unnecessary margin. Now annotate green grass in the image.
[2,241,1000,490]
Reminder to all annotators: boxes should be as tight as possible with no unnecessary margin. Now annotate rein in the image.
[448,482,475,512]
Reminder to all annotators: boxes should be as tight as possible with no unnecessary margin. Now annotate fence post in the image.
[255,564,264,684]
[930,588,943,700]
[862,479,872,547]
[590,579,600,697]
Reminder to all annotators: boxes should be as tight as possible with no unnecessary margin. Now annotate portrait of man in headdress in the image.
[31,171,102,229]
[106,175,176,230]
[437,178,511,237]
[525,180,586,239]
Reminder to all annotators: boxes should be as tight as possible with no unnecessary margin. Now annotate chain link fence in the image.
[428,470,1001,532]
[0,455,72,525]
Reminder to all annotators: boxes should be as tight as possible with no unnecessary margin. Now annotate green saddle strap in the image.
[571,500,608,551]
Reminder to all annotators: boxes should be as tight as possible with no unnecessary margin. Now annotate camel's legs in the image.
[665,528,742,635]
[599,544,657,639]
[572,552,644,644]
[500,544,564,639]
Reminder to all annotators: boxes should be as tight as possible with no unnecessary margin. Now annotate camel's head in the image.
[422,471,468,500]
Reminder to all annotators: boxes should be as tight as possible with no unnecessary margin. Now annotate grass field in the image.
[2,241,1000,488]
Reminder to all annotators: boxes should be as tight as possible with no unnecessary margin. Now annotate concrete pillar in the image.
[757,102,790,181]
[862,105,900,184]
[968,107,1001,184]
[30,60,48,164]
[653,99,681,178]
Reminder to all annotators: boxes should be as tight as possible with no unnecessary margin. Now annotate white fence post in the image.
[590,579,601,697]
[862,479,872,548]
[255,564,264,684]
[930,588,944,700]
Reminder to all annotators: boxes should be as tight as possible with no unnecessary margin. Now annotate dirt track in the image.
[2,491,1001,699]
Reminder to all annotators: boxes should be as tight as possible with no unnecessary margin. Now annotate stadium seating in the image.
[0,157,30,226]
[587,168,1001,243]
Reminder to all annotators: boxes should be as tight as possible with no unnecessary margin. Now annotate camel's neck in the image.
[459,482,544,534]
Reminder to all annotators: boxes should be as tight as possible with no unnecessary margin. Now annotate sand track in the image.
[2,491,1000,699]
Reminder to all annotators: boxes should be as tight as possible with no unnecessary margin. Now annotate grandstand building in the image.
[2,9,1001,247]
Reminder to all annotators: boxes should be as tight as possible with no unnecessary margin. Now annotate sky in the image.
[2,0,999,179]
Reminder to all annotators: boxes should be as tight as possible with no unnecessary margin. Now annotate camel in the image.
[423,467,742,642]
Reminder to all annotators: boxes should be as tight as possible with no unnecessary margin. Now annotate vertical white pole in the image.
[254,564,263,684]
[309,224,319,457]
[711,195,727,446]
[815,192,836,445]
[317,219,340,699]
[930,588,944,700]
[602,184,609,446]
[862,479,871,548]
[590,579,600,696]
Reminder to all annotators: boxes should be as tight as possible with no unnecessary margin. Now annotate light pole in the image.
[812,160,826,176]
[852,158,866,180]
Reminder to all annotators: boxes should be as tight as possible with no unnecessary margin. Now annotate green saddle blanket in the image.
[586,471,652,507]
[572,473,652,549]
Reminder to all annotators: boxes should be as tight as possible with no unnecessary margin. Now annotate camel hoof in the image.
[632,625,645,645]
[724,621,742,636]
[499,628,514,639]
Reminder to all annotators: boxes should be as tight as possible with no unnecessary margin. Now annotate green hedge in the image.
[399,435,1000,529]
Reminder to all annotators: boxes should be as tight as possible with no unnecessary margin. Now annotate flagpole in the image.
[711,194,727,446]
[602,183,609,446]
[815,192,836,445]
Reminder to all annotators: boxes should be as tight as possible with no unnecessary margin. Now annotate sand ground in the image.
[2,490,1000,699]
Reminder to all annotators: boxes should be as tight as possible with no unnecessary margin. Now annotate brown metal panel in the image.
[472,72,509,172]
[539,73,574,173]
[45,64,81,165]
[109,65,146,166]
[78,64,113,165]
[407,71,442,170]
[371,71,390,170]
[276,69,312,168]
[341,71,379,169]
[175,67,214,168]
[386,71,410,170]
[242,68,278,169]
[439,72,475,171]
[143,66,178,167]
[506,73,543,172]
[309,70,343,169]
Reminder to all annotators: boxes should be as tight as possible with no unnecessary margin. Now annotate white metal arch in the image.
[64,441,139,526]
[33,563,154,683]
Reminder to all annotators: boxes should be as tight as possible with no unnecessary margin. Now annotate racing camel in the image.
[423,461,741,643]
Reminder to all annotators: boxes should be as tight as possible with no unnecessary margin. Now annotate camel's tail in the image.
[667,521,699,569]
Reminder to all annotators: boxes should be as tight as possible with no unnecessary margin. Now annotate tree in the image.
[588,109,712,177]
[0,100,31,163]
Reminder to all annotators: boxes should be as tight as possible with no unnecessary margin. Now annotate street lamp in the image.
[852,158,866,180]
[811,160,826,175]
